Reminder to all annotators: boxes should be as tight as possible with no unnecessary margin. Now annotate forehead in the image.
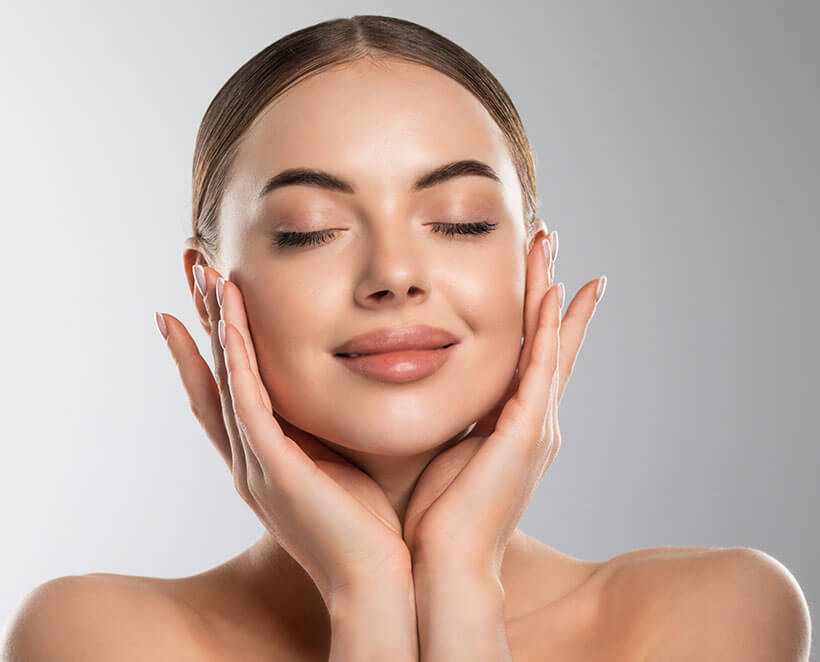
[224,58,520,218]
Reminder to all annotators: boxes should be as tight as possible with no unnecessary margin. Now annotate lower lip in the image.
[334,345,457,383]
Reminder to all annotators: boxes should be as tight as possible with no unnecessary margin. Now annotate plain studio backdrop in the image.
[1,0,817,646]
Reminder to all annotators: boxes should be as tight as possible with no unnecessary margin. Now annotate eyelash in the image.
[274,221,499,248]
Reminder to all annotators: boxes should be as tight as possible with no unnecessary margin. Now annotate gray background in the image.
[1,0,817,651]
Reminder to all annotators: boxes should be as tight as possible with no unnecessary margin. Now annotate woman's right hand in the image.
[155,264,412,604]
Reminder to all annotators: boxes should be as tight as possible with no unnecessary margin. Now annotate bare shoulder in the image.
[2,573,215,662]
[598,545,811,661]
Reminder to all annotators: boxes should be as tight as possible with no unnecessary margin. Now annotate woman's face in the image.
[217,57,529,456]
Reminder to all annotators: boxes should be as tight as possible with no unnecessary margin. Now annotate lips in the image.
[332,324,459,357]
[334,345,457,383]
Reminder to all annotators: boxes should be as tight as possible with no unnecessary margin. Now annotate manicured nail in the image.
[594,275,607,303]
[218,319,226,349]
[193,264,207,298]
[550,231,559,262]
[557,282,565,309]
[216,277,224,308]
[154,312,168,340]
[541,234,552,269]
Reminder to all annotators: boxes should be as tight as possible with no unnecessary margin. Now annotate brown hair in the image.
[191,15,539,257]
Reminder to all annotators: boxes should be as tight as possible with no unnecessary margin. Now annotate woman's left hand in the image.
[402,224,606,579]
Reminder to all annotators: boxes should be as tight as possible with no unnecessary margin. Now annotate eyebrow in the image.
[257,159,502,199]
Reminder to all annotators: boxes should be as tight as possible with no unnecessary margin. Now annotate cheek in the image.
[235,245,527,446]
[447,255,526,408]
[240,274,337,418]
[452,251,525,345]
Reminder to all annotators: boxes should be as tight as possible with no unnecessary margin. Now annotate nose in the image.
[352,230,431,309]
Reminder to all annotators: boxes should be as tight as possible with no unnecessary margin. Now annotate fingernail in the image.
[218,319,226,349]
[155,312,168,340]
[594,275,607,303]
[216,277,225,308]
[557,282,565,309]
[541,234,552,269]
[550,231,559,262]
[193,264,207,298]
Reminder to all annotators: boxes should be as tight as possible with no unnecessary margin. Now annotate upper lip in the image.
[332,324,459,356]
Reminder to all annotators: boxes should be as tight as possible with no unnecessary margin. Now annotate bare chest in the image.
[191,604,646,662]
[191,579,644,662]
[160,547,709,661]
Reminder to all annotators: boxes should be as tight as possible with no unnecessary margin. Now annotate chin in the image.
[306,404,480,458]
[266,346,514,455]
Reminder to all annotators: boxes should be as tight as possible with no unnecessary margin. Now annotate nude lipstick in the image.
[332,324,459,383]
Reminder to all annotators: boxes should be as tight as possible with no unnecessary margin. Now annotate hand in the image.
[156,264,413,602]
[402,224,607,578]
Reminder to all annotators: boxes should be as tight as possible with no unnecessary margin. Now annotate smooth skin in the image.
[2,57,809,661]
[208,223,571,660]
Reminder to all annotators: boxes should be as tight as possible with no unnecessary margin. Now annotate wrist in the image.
[319,550,415,610]
[413,562,505,612]
[326,576,418,662]
[412,547,504,591]
[412,566,509,661]
[412,538,503,581]
[326,570,416,616]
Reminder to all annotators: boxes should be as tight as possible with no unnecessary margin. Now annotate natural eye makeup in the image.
[273,220,499,248]
[430,220,498,237]
[274,229,337,248]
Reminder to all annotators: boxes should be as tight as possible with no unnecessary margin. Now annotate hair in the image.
[191,14,539,257]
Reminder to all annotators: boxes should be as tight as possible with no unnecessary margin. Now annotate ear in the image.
[182,236,215,337]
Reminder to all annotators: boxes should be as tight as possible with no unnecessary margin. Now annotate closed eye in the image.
[274,221,498,248]
[430,221,499,237]
[274,229,337,248]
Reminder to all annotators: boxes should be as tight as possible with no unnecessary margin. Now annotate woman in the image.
[5,14,809,661]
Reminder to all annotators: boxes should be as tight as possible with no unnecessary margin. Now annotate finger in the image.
[539,362,562,481]
[470,222,550,441]
[552,372,562,463]
[511,281,561,454]
[445,283,561,527]
[517,221,551,384]
[555,276,606,404]
[217,319,268,488]
[548,230,558,284]
[546,234,554,288]
[195,264,247,484]
[217,282,269,483]
[218,276,333,464]
[220,319,316,493]
[218,277,272,412]
[158,312,232,469]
